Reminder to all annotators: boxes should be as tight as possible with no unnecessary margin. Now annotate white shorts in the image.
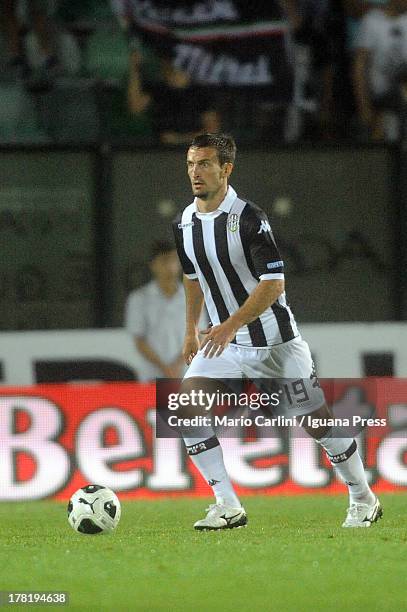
[184,336,325,416]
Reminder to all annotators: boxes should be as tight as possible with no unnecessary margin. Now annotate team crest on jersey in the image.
[227,213,239,232]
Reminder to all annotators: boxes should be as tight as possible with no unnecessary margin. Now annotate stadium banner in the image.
[1,324,407,386]
[1,380,406,501]
[113,0,292,99]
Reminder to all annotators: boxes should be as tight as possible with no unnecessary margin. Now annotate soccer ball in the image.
[67,484,121,535]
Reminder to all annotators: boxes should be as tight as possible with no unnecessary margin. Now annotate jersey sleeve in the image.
[172,216,197,279]
[240,203,284,281]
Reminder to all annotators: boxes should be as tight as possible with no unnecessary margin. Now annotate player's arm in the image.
[229,279,284,328]
[200,280,284,358]
[172,216,203,364]
[183,275,205,364]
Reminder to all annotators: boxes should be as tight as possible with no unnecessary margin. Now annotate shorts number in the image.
[283,379,309,405]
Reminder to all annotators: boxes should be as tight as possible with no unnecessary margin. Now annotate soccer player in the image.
[172,133,382,530]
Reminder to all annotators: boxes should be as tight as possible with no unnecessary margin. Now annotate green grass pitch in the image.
[0,493,405,611]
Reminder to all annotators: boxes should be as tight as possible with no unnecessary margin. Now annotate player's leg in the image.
[178,348,247,530]
[303,402,382,527]
[283,339,381,526]
[179,376,242,508]
[291,341,382,527]
[244,337,381,528]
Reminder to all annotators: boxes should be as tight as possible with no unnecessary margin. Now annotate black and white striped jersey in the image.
[172,186,298,347]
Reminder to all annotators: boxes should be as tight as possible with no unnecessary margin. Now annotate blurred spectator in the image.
[1,0,59,78]
[282,0,340,140]
[353,0,407,140]
[344,0,389,50]
[325,1,390,140]
[124,240,188,381]
[111,0,223,144]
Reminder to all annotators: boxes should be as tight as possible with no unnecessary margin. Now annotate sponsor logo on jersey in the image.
[227,213,239,232]
[258,220,271,234]
[178,221,195,229]
[267,261,283,269]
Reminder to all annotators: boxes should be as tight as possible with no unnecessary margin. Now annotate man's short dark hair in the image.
[149,240,175,262]
[189,133,236,166]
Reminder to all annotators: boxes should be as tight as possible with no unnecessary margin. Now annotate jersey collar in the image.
[218,185,237,213]
[194,185,237,214]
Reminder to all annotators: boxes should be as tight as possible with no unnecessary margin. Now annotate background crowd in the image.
[1,0,406,145]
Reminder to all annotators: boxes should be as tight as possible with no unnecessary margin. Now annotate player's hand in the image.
[183,333,200,365]
[199,322,237,359]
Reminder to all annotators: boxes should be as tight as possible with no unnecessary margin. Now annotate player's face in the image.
[187,146,231,200]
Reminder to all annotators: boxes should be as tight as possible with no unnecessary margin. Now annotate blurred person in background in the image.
[127,48,222,144]
[344,0,389,50]
[112,0,223,144]
[124,240,189,381]
[281,0,342,140]
[353,0,407,140]
[2,0,59,78]
[330,1,390,139]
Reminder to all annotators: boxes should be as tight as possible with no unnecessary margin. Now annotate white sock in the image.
[183,434,241,507]
[317,435,375,504]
